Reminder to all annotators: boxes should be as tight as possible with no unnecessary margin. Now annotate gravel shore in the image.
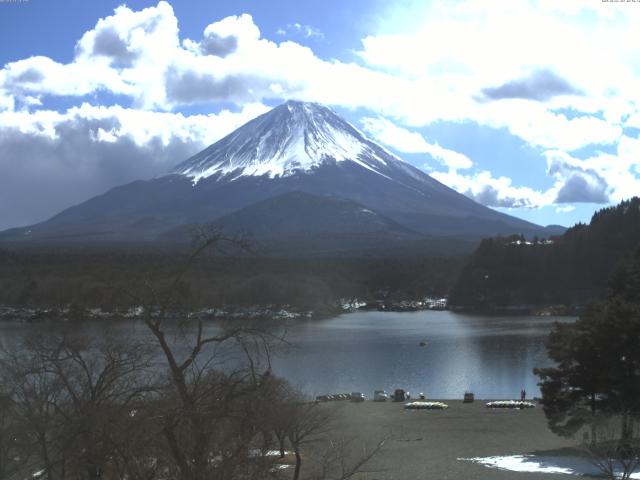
[314,399,582,480]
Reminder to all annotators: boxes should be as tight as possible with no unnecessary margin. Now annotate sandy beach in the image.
[312,399,586,480]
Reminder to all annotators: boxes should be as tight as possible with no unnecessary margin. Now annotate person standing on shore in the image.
[520,389,526,401]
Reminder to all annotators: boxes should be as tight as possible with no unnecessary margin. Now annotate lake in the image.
[0,310,571,400]
[269,310,571,399]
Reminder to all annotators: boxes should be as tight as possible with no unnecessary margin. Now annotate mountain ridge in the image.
[0,100,563,253]
[174,100,409,182]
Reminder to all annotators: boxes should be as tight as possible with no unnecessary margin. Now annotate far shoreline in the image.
[0,302,581,324]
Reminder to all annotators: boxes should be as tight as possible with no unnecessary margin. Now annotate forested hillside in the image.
[449,197,640,312]
[0,250,461,314]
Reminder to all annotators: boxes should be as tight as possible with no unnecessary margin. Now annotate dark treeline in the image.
[449,197,640,311]
[0,249,461,312]
[4,198,640,315]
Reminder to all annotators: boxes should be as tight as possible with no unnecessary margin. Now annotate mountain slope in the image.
[173,100,395,181]
[212,191,416,237]
[162,191,465,256]
[0,100,558,252]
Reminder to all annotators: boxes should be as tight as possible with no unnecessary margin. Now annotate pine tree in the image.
[535,247,640,444]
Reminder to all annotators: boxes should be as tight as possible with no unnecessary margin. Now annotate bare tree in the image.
[283,399,389,480]
[0,384,29,480]
[311,435,388,480]
[130,233,283,480]
[1,332,153,480]
[583,415,640,480]
[286,399,333,480]
[2,337,68,480]
[131,232,389,480]
[1,231,387,480]
[244,372,295,459]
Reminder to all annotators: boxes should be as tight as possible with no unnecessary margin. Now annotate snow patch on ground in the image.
[460,454,640,478]
[248,449,293,457]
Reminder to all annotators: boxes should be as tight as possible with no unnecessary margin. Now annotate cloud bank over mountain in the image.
[0,0,638,228]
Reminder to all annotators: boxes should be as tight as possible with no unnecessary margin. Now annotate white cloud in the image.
[0,93,14,112]
[363,0,640,97]
[0,102,268,145]
[429,134,640,209]
[277,23,324,39]
[2,55,130,98]
[1,2,178,109]
[357,0,638,150]
[543,139,640,204]
[0,102,269,228]
[483,102,622,151]
[357,116,592,210]
[544,150,610,203]
[0,0,638,226]
[0,1,632,153]
[431,169,552,209]
[360,116,430,153]
[360,116,472,170]
[356,114,616,211]
[0,5,355,110]
[555,205,575,213]
[423,142,473,171]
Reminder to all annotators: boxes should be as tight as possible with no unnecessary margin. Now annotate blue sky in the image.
[1,0,639,229]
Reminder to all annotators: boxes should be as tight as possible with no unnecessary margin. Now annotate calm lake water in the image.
[0,310,572,399]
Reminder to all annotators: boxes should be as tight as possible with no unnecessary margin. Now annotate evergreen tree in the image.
[451,197,640,310]
[535,247,640,444]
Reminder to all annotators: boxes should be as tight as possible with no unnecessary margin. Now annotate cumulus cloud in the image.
[164,68,269,105]
[0,121,192,230]
[495,104,622,152]
[1,5,328,110]
[429,141,631,210]
[473,185,529,209]
[1,55,128,98]
[480,69,582,102]
[277,23,324,39]
[0,0,639,227]
[75,1,178,65]
[360,116,473,170]
[554,174,609,204]
[183,13,257,57]
[359,116,568,210]
[198,33,238,57]
[357,0,639,151]
[0,1,630,153]
[0,103,268,229]
[14,68,45,83]
[555,205,576,213]
[543,149,632,205]
[91,27,140,67]
[431,170,549,209]
[2,129,185,226]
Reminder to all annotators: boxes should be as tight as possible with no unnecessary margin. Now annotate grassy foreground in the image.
[310,400,580,480]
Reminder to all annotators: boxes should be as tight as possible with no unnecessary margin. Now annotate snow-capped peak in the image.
[173,100,402,182]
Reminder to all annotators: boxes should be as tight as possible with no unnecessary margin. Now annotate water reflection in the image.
[269,311,572,399]
[0,311,572,399]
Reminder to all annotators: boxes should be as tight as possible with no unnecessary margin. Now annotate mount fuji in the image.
[1,101,562,255]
